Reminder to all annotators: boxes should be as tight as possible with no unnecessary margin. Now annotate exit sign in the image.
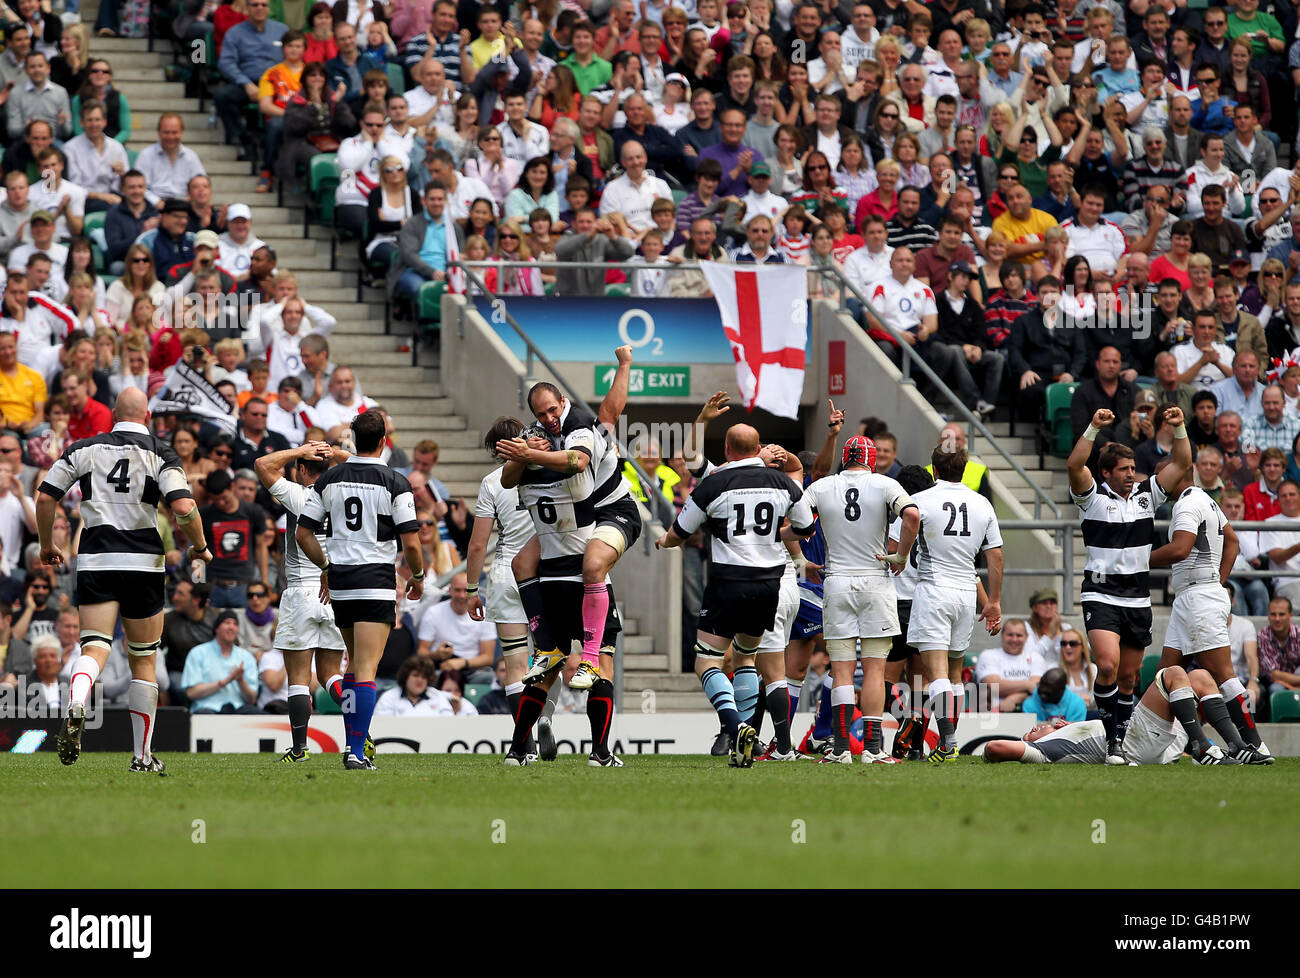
[594,365,691,397]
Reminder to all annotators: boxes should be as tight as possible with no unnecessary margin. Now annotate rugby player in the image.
[908,442,1004,763]
[805,435,919,764]
[296,410,423,770]
[41,389,213,773]
[1148,460,1274,763]
[1068,405,1192,759]
[255,441,350,763]
[886,464,936,760]
[984,666,1240,765]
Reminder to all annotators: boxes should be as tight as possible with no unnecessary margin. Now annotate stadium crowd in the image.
[4,0,1300,726]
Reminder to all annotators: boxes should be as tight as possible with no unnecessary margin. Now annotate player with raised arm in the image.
[1148,459,1274,764]
[465,417,549,760]
[254,440,351,764]
[295,410,423,770]
[41,388,213,773]
[805,434,920,764]
[908,442,1004,764]
[657,424,817,767]
[497,346,639,692]
[1067,404,1192,760]
[984,666,1240,765]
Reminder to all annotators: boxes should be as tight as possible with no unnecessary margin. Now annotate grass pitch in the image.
[3,753,1295,888]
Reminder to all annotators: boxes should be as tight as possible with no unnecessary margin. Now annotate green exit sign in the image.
[593,365,691,397]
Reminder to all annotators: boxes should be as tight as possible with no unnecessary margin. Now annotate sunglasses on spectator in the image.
[30,584,50,590]
[131,256,151,263]
[1020,136,1036,143]
[482,134,502,141]
[418,519,438,526]
[807,163,828,171]
[90,67,110,74]
[248,590,268,598]
[212,448,233,457]
[1061,639,1082,647]
[382,166,403,173]
[1264,270,1284,277]
[880,112,899,120]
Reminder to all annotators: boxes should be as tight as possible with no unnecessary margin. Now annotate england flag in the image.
[700,261,808,419]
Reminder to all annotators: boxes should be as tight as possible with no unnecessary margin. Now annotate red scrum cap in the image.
[842,435,877,472]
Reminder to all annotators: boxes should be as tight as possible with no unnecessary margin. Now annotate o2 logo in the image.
[617,309,664,355]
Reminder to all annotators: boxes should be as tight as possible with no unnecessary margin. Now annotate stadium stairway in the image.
[94,28,668,685]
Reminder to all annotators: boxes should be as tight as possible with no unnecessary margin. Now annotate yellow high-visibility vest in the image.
[925,460,988,494]
[623,462,681,503]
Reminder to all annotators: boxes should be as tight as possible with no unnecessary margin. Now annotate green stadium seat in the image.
[672,188,686,205]
[313,686,342,714]
[1139,651,1162,693]
[1043,381,1079,463]
[417,280,447,330]
[964,651,979,670]
[83,211,107,271]
[308,152,341,226]
[1269,689,1300,722]
[543,280,555,296]
[127,148,138,167]
[605,283,629,297]
[464,683,491,706]
[385,62,406,94]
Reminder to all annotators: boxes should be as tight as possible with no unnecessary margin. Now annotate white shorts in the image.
[275,586,346,652]
[486,561,526,625]
[822,575,900,641]
[1121,701,1187,765]
[1164,583,1230,656]
[757,568,800,652]
[907,582,976,655]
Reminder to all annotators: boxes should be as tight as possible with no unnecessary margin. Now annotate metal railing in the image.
[987,519,1300,616]
[455,258,1061,518]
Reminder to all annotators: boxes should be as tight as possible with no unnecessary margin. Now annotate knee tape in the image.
[826,638,857,661]
[733,636,760,654]
[592,526,629,556]
[860,637,892,659]
[127,639,162,658]
[1152,667,1173,702]
[694,640,727,660]
[80,631,114,654]
[501,636,530,657]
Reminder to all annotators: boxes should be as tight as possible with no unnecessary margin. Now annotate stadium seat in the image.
[306,152,340,228]
[1139,651,1162,692]
[1041,381,1079,465]
[313,687,342,714]
[83,211,107,271]
[127,148,138,167]
[605,283,629,297]
[1269,689,1300,722]
[417,280,447,330]
[385,62,405,95]
[964,651,979,670]
[464,683,491,706]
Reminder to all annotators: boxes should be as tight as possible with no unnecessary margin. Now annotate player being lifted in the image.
[497,416,624,767]
[908,441,1003,763]
[254,441,351,763]
[658,424,817,766]
[984,665,1240,765]
[804,434,919,764]
[1148,459,1274,763]
[497,346,640,692]
[1068,406,1191,759]
[466,418,550,761]
[41,389,213,773]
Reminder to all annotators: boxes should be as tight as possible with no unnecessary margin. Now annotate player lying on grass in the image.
[984,665,1242,765]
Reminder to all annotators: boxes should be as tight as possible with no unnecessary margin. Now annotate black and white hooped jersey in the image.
[805,471,915,578]
[269,477,329,589]
[673,457,815,581]
[39,421,191,573]
[515,458,596,580]
[473,466,534,564]
[1168,486,1228,593]
[1072,476,1167,608]
[547,401,631,510]
[298,455,417,601]
[912,480,1002,591]
[1031,719,1109,764]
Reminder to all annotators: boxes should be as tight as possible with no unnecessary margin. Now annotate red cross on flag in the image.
[700,261,808,419]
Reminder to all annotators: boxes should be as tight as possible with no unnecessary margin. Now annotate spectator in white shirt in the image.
[313,366,377,430]
[259,293,337,387]
[975,618,1045,712]
[62,99,126,213]
[218,203,265,280]
[134,113,207,208]
[28,147,85,241]
[374,655,451,715]
[497,88,550,165]
[598,140,673,233]
[266,376,321,446]
[416,572,497,683]
[403,57,457,133]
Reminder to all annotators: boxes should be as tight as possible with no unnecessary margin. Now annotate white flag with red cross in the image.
[700,261,808,419]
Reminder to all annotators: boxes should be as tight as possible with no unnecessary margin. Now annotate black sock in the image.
[766,684,791,753]
[863,716,883,753]
[750,679,767,734]
[832,704,853,752]
[932,692,955,747]
[511,685,548,753]
[1116,692,1135,739]
[507,690,537,754]
[1169,690,1214,750]
[587,678,614,758]
[1198,694,1246,751]
[517,577,557,652]
[288,692,310,752]
[1223,691,1262,747]
[1094,681,1118,741]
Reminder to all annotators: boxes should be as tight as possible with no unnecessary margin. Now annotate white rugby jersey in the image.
[1168,486,1228,593]
[805,470,914,578]
[298,455,418,601]
[673,457,815,581]
[1072,475,1167,608]
[912,480,1002,591]
[1030,719,1109,764]
[474,465,534,564]
[515,460,597,580]
[39,421,191,573]
[545,400,631,510]
[865,275,936,337]
[1,295,77,368]
[269,477,330,589]
[887,518,919,601]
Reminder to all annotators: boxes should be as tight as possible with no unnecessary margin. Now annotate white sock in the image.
[68,655,100,709]
[505,681,524,696]
[128,680,159,762]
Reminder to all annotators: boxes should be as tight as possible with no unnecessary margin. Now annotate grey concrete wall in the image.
[801,300,1058,612]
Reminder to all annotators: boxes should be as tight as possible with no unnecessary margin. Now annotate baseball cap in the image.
[1135,389,1159,410]
[162,198,190,215]
[213,609,240,629]
[750,160,771,177]
[1029,588,1058,605]
[949,260,975,278]
[30,209,54,223]
[1227,247,1250,265]
[205,469,232,495]
[227,203,251,221]
[194,229,220,249]
[664,72,688,88]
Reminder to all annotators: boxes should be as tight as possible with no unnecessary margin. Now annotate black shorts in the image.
[698,577,781,642]
[889,599,919,662]
[332,599,396,629]
[77,570,165,619]
[1082,601,1152,650]
[539,580,622,648]
[595,495,643,552]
